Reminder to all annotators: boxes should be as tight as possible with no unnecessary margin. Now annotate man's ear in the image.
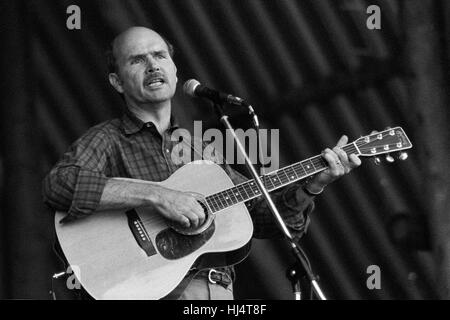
[108,73,124,94]
[175,65,178,83]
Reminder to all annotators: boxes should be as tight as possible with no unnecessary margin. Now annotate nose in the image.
[145,57,160,73]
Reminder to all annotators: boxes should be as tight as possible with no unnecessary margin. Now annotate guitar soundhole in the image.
[155,221,215,260]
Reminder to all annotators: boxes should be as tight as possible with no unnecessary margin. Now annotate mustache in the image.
[144,71,165,82]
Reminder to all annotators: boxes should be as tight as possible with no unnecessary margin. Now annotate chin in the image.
[142,96,171,105]
[144,92,174,103]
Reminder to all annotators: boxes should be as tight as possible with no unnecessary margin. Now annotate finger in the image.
[323,149,343,176]
[336,135,348,148]
[333,147,350,173]
[349,154,362,167]
[329,149,345,176]
[192,202,206,225]
[190,198,207,225]
[176,215,190,228]
[333,146,349,163]
[183,210,200,228]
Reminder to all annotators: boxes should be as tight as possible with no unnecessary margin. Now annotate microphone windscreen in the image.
[183,79,201,97]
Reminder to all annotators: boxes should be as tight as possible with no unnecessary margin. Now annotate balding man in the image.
[43,27,360,300]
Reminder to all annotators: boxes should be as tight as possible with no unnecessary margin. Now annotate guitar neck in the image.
[205,142,359,213]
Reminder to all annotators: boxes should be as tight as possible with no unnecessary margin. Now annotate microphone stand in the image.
[212,102,327,300]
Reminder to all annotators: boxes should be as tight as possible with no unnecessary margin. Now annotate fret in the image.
[211,195,223,211]
[227,187,239,204]
[225,188,238,205]
[237,183,251,200]
[293,162,308,178]
[218,191,229,207]
[222,190,232,205]
[266,172,282,189]
[292,164,302,179]
[320,156,327,168]
[262,174,275,190]
[260,175,268,189]
[311,156,325,170]
[279,169,290,185]
[231,186,245,202]
[310,158,317,171]
[243,181,256,198]
[206,195,220,212]
[286,165,299,181]
[301,159,315,175]
[248,181,260,196]
[214,192,227,209]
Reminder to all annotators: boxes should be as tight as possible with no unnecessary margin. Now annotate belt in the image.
[193,268,233,288]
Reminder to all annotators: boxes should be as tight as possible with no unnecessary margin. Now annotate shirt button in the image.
[166,149,170,153]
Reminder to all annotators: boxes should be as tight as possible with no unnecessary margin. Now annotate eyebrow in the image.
[127,50,168,61]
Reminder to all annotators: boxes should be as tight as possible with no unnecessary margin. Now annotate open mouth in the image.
[145,77,165,88]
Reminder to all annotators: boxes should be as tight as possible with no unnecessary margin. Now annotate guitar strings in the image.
[204,143,358,210]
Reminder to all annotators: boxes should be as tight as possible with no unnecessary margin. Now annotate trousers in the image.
[177,276,234,300]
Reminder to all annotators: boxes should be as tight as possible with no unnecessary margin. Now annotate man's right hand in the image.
[153,188,206,228]
[98,178,207,228]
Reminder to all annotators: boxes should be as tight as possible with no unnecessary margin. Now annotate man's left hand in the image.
[305,135,361,194]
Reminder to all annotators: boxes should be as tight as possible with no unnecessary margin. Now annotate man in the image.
[43,26,361,300]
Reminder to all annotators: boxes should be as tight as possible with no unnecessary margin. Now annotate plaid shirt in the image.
[43,110,314,241]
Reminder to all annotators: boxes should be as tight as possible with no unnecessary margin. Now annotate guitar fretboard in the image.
[205,143,359,213]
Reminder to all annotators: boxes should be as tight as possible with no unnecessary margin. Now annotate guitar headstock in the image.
[354,127,412,160]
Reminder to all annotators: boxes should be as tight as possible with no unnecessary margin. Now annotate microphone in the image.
[183,79,248,107]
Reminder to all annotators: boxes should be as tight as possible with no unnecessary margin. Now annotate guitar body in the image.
[55,161,254,300]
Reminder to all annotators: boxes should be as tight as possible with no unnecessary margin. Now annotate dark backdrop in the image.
[1,0,449,299]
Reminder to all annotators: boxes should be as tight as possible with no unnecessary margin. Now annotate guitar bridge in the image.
[126,209,157,257]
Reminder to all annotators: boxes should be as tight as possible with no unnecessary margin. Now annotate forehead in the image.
[113,29,169,60]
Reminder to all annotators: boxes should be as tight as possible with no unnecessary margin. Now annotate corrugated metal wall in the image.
[19,0,441,299]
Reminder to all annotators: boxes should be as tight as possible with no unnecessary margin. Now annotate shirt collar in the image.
[121,108,180,135]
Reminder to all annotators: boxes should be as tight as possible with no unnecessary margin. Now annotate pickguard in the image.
[155,222,215,260]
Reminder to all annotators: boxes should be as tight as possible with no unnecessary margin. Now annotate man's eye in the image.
[131,57,144,64]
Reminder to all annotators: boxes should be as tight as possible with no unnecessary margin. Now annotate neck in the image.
[205,142,360,213]
[127,101,172,134]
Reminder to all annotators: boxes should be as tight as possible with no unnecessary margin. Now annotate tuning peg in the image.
[398,152,408,161]
[374,157,381,165]
[385,154,395,163]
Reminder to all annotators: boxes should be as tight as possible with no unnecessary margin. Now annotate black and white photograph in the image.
[0,0,449,306]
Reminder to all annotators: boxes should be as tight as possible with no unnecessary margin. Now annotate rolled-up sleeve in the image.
[42,127,112,221]
[245,182,315,242]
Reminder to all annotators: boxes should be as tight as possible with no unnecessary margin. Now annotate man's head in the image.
[107,27,178,109]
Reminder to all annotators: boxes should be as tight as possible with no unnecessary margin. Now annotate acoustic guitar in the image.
[55,127,412,299]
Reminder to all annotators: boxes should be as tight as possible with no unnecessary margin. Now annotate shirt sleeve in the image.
[221,163,316,243]
[42,127,112,221]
